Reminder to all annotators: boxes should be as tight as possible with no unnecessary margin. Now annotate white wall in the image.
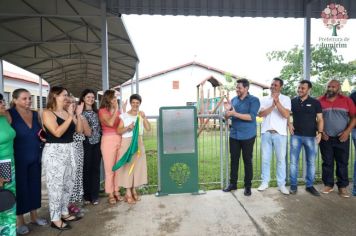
[121,65,265,116]
[4,78,49,109]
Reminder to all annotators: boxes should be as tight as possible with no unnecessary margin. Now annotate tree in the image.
[266,45,356,97]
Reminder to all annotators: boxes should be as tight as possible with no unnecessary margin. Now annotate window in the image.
[3,92,10,109]
[172,81,179,89]
[36,96,47,109]
[31,95,36,109]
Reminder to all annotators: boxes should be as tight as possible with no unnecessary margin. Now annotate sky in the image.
[122,15,356,85]
[3,15,356,86]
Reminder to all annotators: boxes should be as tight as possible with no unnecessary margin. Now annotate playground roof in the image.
[118,61,269,89]
[0,0,138,96]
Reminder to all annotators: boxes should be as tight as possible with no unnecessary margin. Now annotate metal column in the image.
[135,62,139,94]
[101,0,109,91]
[0,60,4,94]
[302,0,312,180]
[100,0,109,189]
[39,76,43,113]
[303,0,312,81]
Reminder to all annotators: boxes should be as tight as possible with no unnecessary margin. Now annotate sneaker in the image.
[290,185,298,194]
[321,186,334,194]
[305,186,320,196]
[338,188,350,198]
[279,186,290,195]
[257,183,269,191]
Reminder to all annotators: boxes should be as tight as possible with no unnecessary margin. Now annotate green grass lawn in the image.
[141,121,355,194]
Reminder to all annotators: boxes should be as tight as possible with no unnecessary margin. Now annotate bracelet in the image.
[317,131,323,134]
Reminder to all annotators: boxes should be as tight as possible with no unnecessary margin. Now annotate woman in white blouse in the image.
[116,94,151,204]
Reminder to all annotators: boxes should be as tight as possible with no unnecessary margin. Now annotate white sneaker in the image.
[257,183,269,191]
[279,186,290,195]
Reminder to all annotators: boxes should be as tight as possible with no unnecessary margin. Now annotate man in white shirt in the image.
[257,78,291,195]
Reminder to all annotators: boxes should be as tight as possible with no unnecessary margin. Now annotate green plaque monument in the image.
[157,106,199,195]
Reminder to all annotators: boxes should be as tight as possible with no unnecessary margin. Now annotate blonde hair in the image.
[10,88,30,108]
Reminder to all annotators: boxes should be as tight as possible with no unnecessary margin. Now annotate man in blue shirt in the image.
[223,79,260,196]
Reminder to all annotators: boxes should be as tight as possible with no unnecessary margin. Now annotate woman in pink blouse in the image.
[98,90,123,204]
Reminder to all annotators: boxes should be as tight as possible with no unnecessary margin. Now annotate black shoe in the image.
[61,214,82,222]
[50,222,71,230]
[223,184,237,192]
[244,187,251,196]
[290,186,298,195]
[306,186,320,196]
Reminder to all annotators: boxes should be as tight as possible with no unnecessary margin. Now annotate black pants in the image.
[229,136,255,188]
[319,137,350,188]
[83,141,101,202]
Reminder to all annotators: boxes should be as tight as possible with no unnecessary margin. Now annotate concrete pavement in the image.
[27,185,356,236]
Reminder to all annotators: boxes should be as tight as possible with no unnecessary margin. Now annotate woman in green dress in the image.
[0,93,16,236]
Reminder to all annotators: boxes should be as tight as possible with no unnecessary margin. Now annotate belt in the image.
[267,130,278,134]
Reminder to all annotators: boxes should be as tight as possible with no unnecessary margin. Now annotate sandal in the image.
[16,225,30,235]
[61,214,82,222]
[68,204,81,214]
[133,193,141,201]
[124,195,136,204]
[114,192,124,202]
[50,221,71,230]
[30,218,48,226]
[108,196,116,205]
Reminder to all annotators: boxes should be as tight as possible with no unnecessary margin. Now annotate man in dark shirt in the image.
[350,90,356,196]
[319,79,356,198]
[289,80,324,196]
[222,79,260,196]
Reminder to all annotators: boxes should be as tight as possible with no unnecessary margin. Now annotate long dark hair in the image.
[80,89,97,112]
[99,90,116,110]
[46,86,68,110]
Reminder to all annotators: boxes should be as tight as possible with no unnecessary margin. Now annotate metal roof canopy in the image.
[0,0,138,96]
[82,0,356,19]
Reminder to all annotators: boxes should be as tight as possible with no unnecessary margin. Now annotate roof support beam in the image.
[0,60,4,94]
[101,0,109,90]
[303,0,311,81]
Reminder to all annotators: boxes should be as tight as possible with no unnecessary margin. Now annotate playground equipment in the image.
[196,76,228,136]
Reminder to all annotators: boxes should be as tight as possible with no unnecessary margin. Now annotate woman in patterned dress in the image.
[66,96,91,213]
[42,87,84,230]
[80,89,102,205]
[0,93,16,236]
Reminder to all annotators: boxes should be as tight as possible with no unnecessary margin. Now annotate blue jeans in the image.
[289,135,317,188]
[261,132,287,187]
[352,129,356,195]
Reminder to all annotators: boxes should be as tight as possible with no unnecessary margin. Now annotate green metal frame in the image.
[156,106,199,196]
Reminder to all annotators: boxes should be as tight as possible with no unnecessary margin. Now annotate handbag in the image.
[0,187,16,212]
